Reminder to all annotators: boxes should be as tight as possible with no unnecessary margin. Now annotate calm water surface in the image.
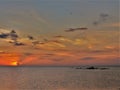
[0,66,120,90]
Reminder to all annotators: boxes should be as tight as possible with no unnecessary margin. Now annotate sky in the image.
[0,0,119,66]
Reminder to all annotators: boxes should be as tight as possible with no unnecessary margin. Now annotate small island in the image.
[75,66,109,70]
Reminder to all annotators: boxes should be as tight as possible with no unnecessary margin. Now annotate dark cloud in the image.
[24,52,32,56]
[100,13,109,20]
[0,33,9,38]
[90,50,112,53]
[81,57,95,60]
[53,35,64,38]
[93,13,110,26]
[0,29,26,46]
[91,50,104,53]
[43,38,48,42]
[0,30,18,41]
[27,35,34,40]
[32,41,40,45]
[50,40,61,43]
[41,53,55,58]
[0,30,18,40]
[14,42,25,46]
[9,30,18,41]
[9,30,25,46]
[9,41,25,46]
[93,21,99,26]
[65,27,88,32]
[27,35,46,46]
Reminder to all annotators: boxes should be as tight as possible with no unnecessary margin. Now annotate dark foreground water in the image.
[0,66,120,90]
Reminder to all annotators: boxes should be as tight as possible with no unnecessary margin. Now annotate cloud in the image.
[32,41,41,45]
[65,27,88,32]
[0,28,26,46]
[0,28,10,39]
[59,37,73,43]
[27,35,34,40]
[9,30,18,41]
[51,58,64,62]
[0,52,20,66]
[0,50,5,53]
[41,42,66,49]
[18,52,33,64]
[0,28,10,33]
[104,22,120,28]
[99,13,109,21]
[0,29,18,40]
[29,10,49,25]
[53,35,64,38]
[9,40,25,46]
[93,13,110,26]
[111,23,120,27]
[90,50,105,53]
[0,33,9,38]
[8,30,25,46]
[14,42,25,46]
[81,57,95,60]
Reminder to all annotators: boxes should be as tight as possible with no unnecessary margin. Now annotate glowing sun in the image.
[11,61,19,66]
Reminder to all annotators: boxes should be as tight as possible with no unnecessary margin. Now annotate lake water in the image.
[0,66,120,90]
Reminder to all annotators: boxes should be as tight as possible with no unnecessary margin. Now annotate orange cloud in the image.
[0,52,20,66]
[20,54,55,66]
[55,52,74,57]
[103,22,120,28]
[105,46,116,50]
[0,46,119,66]
[111,23,120,27]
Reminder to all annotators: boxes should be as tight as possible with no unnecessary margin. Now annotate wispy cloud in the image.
[104,22,120,28]
[80,57,95,60]
[93,13,110,26]
[29,10,50,25]
[65,27,88,32]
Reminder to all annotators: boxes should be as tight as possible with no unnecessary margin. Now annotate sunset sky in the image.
[0,0,119,66]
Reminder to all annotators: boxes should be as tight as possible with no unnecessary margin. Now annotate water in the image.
[0,66,120,90]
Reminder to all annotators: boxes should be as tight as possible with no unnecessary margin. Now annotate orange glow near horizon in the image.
[10,61,18,66]
[0,50,119,66]
[0,53,20,66]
